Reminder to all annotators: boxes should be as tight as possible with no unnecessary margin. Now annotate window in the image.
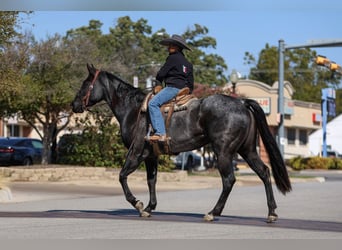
[299,130,307,145]
[32,140,43,149]
[7,125,20,137]
[287,128,296,145]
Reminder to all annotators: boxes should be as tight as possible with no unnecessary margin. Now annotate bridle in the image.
[82,69,100,109]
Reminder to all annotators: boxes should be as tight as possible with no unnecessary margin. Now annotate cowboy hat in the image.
[159,34,192,51]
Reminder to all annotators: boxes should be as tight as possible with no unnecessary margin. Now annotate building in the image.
[0,116,36,138]
[226,79,322,161]
[0,113,87,140]
[309,114,342,156]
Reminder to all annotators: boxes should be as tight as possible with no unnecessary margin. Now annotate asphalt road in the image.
[0,172,342,239]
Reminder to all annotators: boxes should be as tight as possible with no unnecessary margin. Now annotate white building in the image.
[309,114,342,156]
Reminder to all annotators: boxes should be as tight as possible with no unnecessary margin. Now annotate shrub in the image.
[287,156,305,170]
[288,156,342,170]
[306,157,329,169]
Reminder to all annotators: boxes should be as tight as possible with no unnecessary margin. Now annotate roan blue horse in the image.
[71,64,291,223]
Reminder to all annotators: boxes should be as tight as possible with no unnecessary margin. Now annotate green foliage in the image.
[306,157,330,170]
[287,156,304,170]
[0,11,21,48]
[57,116,127,167]
[65,16,227,88]
[0,11,30,109]
[287,156,342,170]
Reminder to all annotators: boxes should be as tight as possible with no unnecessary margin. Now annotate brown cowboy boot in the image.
[149,134,167,142]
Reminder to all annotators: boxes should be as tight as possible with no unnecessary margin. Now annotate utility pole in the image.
[278,40,285,157]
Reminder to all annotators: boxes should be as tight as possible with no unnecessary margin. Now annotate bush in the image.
[57,124,125,167]
[287,156,342,170]
[306,157,330,169]
[287,156,305,170]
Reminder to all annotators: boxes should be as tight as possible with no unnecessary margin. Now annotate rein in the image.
[83,69,100,108]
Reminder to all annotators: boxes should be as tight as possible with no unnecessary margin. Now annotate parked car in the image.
[172,149,239,171]
[0,137,43,166]
[172,150,203,171]
[321,150,341,158]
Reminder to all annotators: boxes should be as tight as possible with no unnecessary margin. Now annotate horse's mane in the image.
[105,71,146,105]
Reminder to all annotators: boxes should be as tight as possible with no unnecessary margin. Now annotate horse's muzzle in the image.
[71,100,84,113]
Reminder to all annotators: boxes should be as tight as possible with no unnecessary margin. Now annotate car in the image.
[321,150,341,158]
[0,137,43,166]
[172,149,239,171]
[172,150,203,171]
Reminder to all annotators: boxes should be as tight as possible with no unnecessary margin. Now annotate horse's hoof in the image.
[203,213,214,222]
[140,211,151,217]
[135,201,151,217]
[135,201,144,211]
[267,214,278,223]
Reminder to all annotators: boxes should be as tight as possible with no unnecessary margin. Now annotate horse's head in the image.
[71,64,104,113]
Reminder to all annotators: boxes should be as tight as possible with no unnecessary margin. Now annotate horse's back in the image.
[200,94,250,123]
[169,94,252,152]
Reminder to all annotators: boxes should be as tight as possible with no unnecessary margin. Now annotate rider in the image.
[148,34,194,141]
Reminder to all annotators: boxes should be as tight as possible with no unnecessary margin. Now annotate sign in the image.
[312,113,322,123]
[327,98,336,117]
[284,98,294,115]
[252,97,271,114]
[133,76,138,88]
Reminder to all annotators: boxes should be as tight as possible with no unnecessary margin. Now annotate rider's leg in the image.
[148,87,179,140]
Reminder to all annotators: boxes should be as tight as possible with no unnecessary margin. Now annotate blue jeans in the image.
[148,86,179,135]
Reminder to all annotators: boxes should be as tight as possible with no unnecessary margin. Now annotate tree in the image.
[66,17,228,88]
[244,44,341,105]
[0,11,21,48]
[184,24,227,86]
[1,34,78,164]
[23,35,79,164]
[0,11,30,108]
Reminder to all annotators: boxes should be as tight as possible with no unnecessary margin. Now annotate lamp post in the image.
[230,69,239,96]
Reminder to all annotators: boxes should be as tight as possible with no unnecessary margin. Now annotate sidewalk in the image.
[1,167,329,203]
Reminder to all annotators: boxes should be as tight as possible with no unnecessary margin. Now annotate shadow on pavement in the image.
[0,209,341,233]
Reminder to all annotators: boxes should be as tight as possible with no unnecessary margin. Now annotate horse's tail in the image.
[244,98,292,195]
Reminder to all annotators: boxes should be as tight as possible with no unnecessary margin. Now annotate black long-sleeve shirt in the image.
[156,51,194,91]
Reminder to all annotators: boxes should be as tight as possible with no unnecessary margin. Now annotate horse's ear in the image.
[87,63,96,75]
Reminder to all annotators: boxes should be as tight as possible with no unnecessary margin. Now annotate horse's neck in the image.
[105,79,144,144]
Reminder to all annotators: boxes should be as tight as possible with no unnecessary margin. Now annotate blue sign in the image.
[327,98,336,117]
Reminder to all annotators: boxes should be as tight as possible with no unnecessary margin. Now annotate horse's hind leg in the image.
[239,150,278,223]
[204,153,236,221]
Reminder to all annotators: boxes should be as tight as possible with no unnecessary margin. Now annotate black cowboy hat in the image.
[159,34,192,51]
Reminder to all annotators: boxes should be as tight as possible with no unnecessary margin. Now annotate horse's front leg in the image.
[204,155,236,222]
[119,152,150,217]
[143,156,159,214]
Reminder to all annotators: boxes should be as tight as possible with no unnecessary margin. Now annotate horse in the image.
[71,64,292,223]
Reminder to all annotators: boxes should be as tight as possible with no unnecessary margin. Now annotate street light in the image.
[230,69,239,96]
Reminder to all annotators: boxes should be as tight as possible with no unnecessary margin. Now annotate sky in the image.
[13,0,342,79]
